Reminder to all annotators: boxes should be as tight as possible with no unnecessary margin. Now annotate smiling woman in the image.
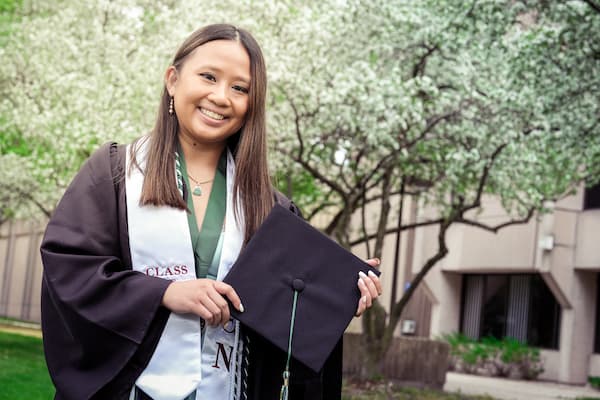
[163,39,253,232]
[39,23,382,400]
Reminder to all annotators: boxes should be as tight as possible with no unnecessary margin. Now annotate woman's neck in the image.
[178,134,225,178]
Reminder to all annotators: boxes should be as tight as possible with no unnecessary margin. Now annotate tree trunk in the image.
[356,218,451,379]
[359,300,388,379]
[359,173,392,379]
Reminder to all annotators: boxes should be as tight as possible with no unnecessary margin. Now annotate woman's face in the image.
[166,40,251,147]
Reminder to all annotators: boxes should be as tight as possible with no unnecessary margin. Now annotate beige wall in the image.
[539,350,561,381]
[557,271,596,383]
[0,220,45,323]
[441,198,538,273]
[428,272,461,336]
[575,210,600,269]
[589,354,600,377]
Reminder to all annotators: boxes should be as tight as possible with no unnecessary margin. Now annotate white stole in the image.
[126,140,245,400]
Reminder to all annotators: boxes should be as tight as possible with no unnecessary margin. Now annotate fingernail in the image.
[374,258,381,265]
[359,271,367,279]
[358,278,365,286]
[361,296,367,304]
[368,271,377,278]
[239,303,245,313]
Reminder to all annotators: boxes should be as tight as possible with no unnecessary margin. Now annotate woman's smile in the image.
[199,107,226,121]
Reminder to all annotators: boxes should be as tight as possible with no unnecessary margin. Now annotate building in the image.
[348,183,600,384]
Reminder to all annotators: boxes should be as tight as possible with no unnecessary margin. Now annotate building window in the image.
[481,275,509,339]
[584,182,600,210]
[461,274,561,349]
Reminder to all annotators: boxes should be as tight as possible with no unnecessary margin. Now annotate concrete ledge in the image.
[444,371,600,400]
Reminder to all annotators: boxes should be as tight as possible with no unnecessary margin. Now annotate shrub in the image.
[442,333,544,380]
[589,376,600,390]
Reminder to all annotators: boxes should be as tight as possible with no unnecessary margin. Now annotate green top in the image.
[177,144,227,280]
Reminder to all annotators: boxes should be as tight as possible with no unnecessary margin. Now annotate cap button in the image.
[292,278,305,292]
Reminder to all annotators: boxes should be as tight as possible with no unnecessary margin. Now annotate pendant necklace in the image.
[187,172,213,196]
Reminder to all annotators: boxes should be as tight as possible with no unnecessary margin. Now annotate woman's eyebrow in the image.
[197,64,250,84]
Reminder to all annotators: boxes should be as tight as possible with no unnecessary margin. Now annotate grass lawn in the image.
[0,331,53,400]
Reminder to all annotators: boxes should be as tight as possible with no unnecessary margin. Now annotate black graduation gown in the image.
[40,142,342,400]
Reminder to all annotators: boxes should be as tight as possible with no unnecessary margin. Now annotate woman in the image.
[40,24,382,400]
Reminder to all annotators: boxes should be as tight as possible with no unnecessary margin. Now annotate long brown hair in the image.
[132,24,273,245]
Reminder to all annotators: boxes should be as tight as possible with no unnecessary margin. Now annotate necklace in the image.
[187,172,214,196]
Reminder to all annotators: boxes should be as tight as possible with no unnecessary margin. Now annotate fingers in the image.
[365,258,380,268]
[368,271,383,296]
[359,271,380,299]
[355,277,371,317]
[193,302,216,326]
[206,290,230,326]
[355,258,383,317]
[162,279,242,327]
[204,281,241,326]
[357,277,373,307]
[364,259,383,295]
[214,281,244,313]
[355,294,367,317]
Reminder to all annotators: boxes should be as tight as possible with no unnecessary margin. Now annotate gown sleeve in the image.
[40,143,172,400]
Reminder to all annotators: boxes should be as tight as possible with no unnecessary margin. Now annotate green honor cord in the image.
[280,290,299,400]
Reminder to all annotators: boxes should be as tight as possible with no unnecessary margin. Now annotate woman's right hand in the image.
[161,279,244,327]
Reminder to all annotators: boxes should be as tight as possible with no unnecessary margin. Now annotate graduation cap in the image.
[223,204,381,398]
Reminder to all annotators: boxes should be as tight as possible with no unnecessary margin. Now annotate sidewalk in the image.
[444,372,600,400]
[0,320,42,338]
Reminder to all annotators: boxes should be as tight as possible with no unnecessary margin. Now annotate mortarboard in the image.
[223,203,381,397]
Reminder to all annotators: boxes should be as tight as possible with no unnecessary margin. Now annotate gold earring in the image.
[169,97,174,115]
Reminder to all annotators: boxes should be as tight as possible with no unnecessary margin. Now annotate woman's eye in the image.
[200,73,216,82]
[233,85,249,94]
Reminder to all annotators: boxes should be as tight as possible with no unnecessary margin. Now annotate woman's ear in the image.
[164,66,178,96]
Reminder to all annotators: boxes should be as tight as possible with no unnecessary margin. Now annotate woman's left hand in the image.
[355,258,383,317]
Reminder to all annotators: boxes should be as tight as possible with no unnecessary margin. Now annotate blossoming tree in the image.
[1,0,599,377]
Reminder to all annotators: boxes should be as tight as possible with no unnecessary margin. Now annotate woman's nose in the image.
[207,83,228,105]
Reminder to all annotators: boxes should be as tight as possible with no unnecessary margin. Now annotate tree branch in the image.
[462,142,508,213]
[373,172,392,259]
[456,207,536,232]
[288,95,305,160]
[412,43,439,77]
[359,152,398,191]
[365,188,421,204]
[403,108,463,151]
[306,201,337,221]
[349,218,444,247]
[383,218,450,348]
[1,184,53,219]
[276,146,348,197]
[360,185,371,259]
[324,192,361,235]
[332,142,354,192]
[583,0,600,14]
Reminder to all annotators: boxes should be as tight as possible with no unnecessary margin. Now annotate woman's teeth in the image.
[200,108,225,120]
